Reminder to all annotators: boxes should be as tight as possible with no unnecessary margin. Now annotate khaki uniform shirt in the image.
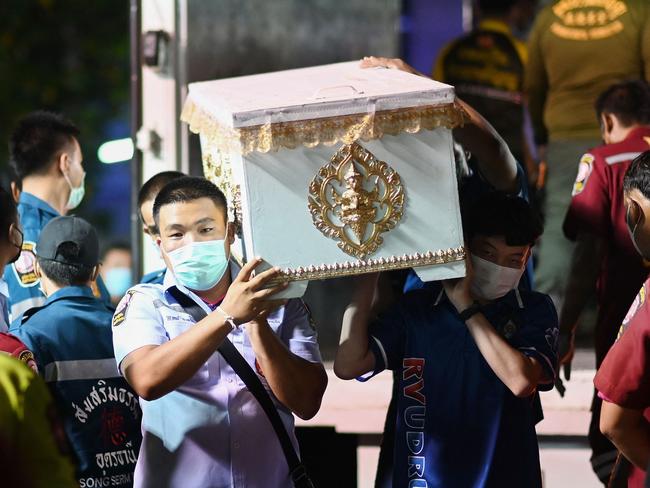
[525,0,650,144]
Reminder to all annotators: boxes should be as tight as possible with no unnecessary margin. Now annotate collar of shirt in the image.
[623,126,650,143]
[0,279,8,299]
[433,286,525,310]
[45,285,96,304]
[18,192,60,217]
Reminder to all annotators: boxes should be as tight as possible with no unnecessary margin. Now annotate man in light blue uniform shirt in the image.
[137,171,184,285]
[113,176,327,487]
[4,111,109,323]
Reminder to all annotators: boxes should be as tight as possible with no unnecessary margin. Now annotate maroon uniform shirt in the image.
[564,127,650,364]
[595,279,650,488]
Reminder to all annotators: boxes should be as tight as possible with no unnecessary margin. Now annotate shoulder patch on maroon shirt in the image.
[572,153,594,196]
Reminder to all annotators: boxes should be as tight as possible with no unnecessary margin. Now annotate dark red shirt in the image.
[563,127,650,362]
[595,279,650,488]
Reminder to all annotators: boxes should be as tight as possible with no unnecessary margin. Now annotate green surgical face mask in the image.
[167,239,229,291]
[65,172,86,210]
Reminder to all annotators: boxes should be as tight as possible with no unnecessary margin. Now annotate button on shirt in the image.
[112,268,323,488]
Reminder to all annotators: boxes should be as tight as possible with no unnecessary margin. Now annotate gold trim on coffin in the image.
[202,151,242,227]
[308,142,404,259]
[267,247,466,286]
[182,99,467,156]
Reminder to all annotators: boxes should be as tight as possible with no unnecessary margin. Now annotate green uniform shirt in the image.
[525,0,650,144]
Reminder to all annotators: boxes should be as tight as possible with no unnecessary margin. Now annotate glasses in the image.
[10,224,23,248]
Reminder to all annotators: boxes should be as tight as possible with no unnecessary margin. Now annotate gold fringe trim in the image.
[182,98,467,155]
[267,247,465,285]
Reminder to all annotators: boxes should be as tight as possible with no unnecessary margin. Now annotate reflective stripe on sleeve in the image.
[43,358,120,382]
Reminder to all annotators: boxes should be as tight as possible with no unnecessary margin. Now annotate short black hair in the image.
[38,242,94,286]
[595,80,650,127]
[624,151,650,200]
[0,186,18,244]
[101,241,131,261]
[465,192,542,246]
[137,171,185,214]
[153,176,228,225]
[478,0,518,16]
[9,111,80,180]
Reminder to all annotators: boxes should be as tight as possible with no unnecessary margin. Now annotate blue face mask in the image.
[167,240,229,291]
[104,267,133,297]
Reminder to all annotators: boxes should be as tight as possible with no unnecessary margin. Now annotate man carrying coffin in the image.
[335,192,559,487]
[112,176,327,488]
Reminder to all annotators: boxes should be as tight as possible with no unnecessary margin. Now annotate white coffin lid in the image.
[186,61,455,128]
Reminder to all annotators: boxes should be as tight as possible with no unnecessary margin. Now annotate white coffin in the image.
[182,61,467,298]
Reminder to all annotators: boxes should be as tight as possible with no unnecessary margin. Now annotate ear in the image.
[523,247,533,265]
[34,260,42,279]
[227,221,236,245]
[58,151,70,176]
[90,265,100,282]
[629,198,644,226]
[602,113,615,134]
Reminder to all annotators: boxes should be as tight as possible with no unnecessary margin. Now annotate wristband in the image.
[459,301,482,322]
[216,306,238,331]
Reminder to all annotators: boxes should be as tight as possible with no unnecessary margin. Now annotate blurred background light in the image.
[98,137,134,164]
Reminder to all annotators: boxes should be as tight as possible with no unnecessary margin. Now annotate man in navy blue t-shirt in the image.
[335,192,559,488]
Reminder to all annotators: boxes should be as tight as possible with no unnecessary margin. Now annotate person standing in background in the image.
[101,242,133,306]
[0,354,76,488]
[13,216,142,487]
[525,0,650,321]
[595,151,650,487]
[560,80,650,483]
[4,111,110,324]
[434,0,538,183]
[137,171,184,285]
[0,186,23,332]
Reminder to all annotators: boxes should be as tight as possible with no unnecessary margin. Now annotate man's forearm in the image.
[123,313,232,400]
[559,234,602,334]
[334,305,375,379]
[334,276,378,380]
[465,313,545,397]
[602,403,650,470]
[247,320,327,420]
[453,98,518,192]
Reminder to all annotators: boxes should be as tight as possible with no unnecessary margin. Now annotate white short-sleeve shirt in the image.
[112,267,322,488]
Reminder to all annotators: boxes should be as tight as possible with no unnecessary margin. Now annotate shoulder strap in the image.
[167,287,312,487]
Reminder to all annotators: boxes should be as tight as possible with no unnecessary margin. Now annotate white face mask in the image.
[470,254,524,301]
[64,171,86,210]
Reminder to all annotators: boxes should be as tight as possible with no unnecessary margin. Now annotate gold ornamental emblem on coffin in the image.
[308,142,405,259]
